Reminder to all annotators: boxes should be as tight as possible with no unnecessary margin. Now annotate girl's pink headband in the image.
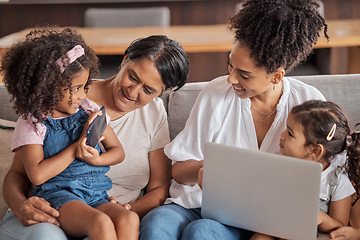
[56,45,85,73]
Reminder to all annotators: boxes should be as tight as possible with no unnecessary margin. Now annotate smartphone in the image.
[86,106,107,148]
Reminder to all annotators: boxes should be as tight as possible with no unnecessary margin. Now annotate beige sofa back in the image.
[161,74,360,140]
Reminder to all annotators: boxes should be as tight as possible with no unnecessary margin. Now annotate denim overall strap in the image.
[319,166,343,213]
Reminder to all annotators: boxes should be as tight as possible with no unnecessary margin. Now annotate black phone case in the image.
[86,106,107,148]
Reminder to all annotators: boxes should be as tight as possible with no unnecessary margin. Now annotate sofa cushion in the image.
[0,119,15,219]
[165,74,360,140]
[167,82,206,140]
[0,84,19,122]
[297,74,360,128]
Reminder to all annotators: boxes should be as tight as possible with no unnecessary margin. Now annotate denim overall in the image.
[318,166,343,214]
[32,107,112,210]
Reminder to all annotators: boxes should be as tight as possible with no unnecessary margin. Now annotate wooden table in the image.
[0,24,236,55]
[0,19,359,79]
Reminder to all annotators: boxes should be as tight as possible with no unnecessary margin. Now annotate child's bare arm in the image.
[20,142,78,186]
[97,124,125,164]
[318,196,352,233]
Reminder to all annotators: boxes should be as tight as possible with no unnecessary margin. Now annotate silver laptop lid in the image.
[201,142,322,240]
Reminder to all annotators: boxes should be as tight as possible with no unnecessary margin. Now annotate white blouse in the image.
[165,75,326,209]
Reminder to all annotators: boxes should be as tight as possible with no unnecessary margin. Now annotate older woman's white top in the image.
[107,97,170,204]
[164,75,326,209]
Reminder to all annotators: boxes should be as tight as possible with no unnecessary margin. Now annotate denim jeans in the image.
[0,211,90,240]
[140,203,252,240]
[0,211,68,240]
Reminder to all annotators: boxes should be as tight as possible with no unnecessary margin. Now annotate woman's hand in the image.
[109,196,132,210]
[198,167,203,189]
[250,232,275,240]
[318,210,326,225]
[172,160,203,185]
[3,152,61,226]
[330,226,360,239]
[16,196,60,227]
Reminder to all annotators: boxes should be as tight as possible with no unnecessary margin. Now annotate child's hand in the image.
[330,226,360,239]
[76,136,102,166]
[80,110,104,139]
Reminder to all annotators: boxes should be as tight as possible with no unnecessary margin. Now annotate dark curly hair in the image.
[228,0,329,73]
[291,100,360,204]
[0,27,99,122]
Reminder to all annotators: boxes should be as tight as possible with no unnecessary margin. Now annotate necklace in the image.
[251,105,276,116]
[251,105,276,123]
[250,84,283,123]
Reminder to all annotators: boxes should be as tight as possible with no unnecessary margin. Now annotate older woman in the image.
[0,35,189,240]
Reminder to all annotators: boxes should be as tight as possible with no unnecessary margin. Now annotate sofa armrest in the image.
[0,84,19,122]
[0,124,15,220]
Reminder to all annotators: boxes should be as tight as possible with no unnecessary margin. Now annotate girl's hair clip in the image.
[56,45,85,73]
[326,123,336,141]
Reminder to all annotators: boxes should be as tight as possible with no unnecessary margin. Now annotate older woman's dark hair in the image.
[124,35,189,91]
[229,0,329,73]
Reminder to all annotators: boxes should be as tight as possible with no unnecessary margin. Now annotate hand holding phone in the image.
[86,106,107,148]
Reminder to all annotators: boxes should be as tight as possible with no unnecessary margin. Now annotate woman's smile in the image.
[232,86,246,93]
[120,88,136,103]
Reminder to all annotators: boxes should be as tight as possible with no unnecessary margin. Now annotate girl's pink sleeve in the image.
[81,98,110,124]
[11,116,46,152]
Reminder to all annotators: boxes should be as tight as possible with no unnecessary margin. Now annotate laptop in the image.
[201,142,325,240]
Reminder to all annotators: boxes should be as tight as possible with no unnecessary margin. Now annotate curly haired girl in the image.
[252,100,360,239]
[1,27,138,240]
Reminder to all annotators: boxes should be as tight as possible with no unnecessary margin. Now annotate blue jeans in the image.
[140,203,252,240]
[0,211,68,240]
[0,211,89,240]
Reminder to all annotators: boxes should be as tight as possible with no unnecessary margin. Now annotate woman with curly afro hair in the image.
[139,0,332,240]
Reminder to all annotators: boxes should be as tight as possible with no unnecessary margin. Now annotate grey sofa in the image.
[1,74,360,220]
